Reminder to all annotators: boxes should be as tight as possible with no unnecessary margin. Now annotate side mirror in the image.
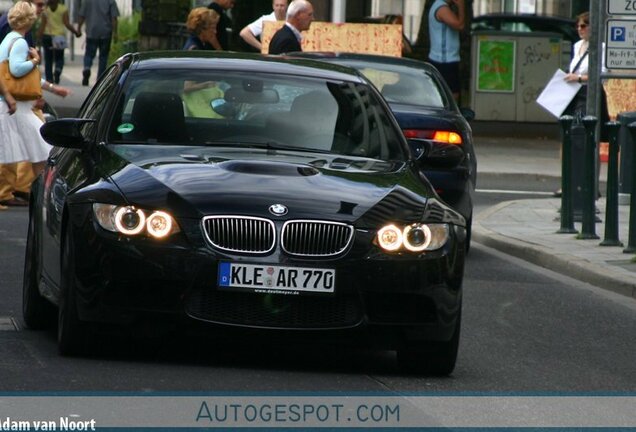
[408,138,464,168]
[40,118,95,149]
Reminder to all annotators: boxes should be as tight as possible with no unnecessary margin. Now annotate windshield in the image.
[107,69,407,162]
[332,60,447,108]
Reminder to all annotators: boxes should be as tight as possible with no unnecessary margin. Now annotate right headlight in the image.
[376,223,449,253]
[93,204,180,239]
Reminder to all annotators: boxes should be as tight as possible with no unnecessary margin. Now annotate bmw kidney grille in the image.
[281,220,354,256]
[203,216,276,254]
[203,217,354,256]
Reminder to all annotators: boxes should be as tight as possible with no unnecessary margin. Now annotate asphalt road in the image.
[1,190,635,392]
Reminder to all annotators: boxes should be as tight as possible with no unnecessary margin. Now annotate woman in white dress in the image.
[0,1,52,177]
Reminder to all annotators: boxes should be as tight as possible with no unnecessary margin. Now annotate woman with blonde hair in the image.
[183,7,222,51]
[181,7,224,118]
[0,1,52,184]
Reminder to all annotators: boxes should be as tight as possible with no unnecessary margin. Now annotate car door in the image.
[40,66,122,292]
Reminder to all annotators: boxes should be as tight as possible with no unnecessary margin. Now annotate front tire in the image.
[397,308,461,376]
[58,227,89,356]
[22,210,55,329]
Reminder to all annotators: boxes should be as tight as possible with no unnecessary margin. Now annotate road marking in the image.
[0,317,18,331]
[476,188,554,196]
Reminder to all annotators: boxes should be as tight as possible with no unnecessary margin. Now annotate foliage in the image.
[109,12,141,63]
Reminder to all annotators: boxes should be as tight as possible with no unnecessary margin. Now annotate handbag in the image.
[0,37,42,101]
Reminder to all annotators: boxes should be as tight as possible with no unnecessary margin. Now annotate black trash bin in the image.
[617,111,636,204]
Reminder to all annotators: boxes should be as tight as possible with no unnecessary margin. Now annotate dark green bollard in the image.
[600,122,623,246]
[624,122,636,253]
[579,116,599,239]
[558,115,577,234]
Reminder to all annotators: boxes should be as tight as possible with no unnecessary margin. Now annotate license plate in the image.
[218,262,335,295]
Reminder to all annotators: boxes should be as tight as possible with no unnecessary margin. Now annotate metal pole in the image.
[331,0,346,23]
[579,115,600,239]
[600,121,622,246]
[558,115,578,234]
[623,122,636,253]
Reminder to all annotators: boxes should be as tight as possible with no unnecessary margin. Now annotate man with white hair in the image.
[268,0,313,54]
[240,0,288,52]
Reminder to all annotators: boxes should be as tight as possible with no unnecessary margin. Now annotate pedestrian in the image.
[428,0,465,102]
[239,0,288,52]
[553,11,609,198]
[182,8,224,118]
[268,0,313,55]
[0,0,45,44]
[0,79,17,211]
[207,0,234,51]
[563,12,609,131]
[37,0,81,84]
[183,7,221,51]
[77,0,119,87]
[0,1,53,207]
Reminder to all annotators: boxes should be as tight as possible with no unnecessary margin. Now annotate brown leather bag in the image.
[0,37,42,101]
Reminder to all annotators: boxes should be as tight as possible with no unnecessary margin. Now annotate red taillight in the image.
[402,129,432,139]
[402,129,462,145]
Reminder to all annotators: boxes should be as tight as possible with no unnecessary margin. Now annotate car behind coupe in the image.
[24,52,466,375]
[290,53,476,248]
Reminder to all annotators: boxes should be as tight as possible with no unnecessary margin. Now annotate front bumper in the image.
[68,208,465,346]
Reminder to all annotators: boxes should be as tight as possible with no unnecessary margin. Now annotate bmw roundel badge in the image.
[269,204,288,216]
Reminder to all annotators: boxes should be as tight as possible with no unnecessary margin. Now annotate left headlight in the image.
[93,204,180,238]
[376,223,449,253]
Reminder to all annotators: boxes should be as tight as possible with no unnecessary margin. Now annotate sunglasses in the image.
[576,23,588,29]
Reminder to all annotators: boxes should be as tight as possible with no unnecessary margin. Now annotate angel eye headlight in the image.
[115,207,146,235]
[376,223,449,252]
[377,224,403,251]
[146,211,173,238]
[93,204,179,238]
[403,224,431,252]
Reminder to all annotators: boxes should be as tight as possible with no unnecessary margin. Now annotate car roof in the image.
[291,52,438,71]
[472,13,577,40]
[473,13,575,23]
[122,51,367,83]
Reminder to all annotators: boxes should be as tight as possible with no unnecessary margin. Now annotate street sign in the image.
[606,19,636,69]
[609,0,636,15]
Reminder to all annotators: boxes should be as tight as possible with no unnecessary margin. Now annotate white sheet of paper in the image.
[536,69,582,119]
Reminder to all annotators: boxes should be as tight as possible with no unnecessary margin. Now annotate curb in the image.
[473,201,636,300]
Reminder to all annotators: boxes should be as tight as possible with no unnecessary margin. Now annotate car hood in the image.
[96,145,434,225]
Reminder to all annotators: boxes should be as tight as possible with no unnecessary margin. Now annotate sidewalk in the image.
[473,134,635,300]
[49,55,636,300]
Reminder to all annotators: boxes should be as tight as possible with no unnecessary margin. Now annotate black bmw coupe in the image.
[24,52,466,375]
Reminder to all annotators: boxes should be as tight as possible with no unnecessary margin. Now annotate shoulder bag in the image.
[0,37,42,101]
